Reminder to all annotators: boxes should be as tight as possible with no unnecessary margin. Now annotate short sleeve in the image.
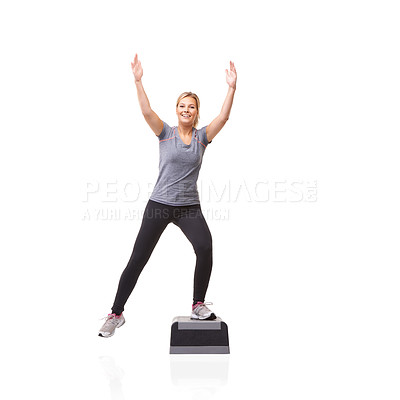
[197,125,212,146]
[157,121,173,141]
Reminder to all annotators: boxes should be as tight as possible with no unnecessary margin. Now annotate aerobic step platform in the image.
[170,316,230,354]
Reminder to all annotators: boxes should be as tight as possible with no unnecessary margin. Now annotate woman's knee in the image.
[194,238,212,256]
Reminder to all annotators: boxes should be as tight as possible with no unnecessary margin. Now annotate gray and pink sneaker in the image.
[191,302,217,320]
[98,313,125,338]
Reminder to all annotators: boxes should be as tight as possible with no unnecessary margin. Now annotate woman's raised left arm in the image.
[206,61,237,143]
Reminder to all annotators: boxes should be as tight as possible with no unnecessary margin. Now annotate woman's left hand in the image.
[225,61,237,89]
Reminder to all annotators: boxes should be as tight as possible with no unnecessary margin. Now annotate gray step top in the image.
[172,316,225,330]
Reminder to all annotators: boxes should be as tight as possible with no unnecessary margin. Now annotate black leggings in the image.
[111,199,213,315]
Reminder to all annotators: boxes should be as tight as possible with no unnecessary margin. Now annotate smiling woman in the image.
[176,92,200,128]
[98,53,237,339]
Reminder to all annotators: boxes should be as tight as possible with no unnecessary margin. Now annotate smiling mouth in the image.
[181,114,191,118]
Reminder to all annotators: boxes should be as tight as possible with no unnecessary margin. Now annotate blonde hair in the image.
[176,92,200,128]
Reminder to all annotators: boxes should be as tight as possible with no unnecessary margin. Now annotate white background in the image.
[1,0,399,399]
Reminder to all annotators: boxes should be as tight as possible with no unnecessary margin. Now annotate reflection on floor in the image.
[170,354,230,400]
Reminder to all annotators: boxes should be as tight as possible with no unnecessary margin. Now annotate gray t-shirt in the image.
[149,121,211,206]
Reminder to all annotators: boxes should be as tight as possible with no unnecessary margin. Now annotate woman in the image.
[99,53,237,338]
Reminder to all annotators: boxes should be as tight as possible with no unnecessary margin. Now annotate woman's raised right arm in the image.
[131,54,163,136]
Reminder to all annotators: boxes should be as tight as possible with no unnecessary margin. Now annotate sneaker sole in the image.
[98,319,125,338]
[190,312,217,321]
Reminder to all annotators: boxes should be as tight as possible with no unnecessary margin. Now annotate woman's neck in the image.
[178,124,193,136]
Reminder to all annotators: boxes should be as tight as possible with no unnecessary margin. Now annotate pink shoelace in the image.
[99,313,122,321]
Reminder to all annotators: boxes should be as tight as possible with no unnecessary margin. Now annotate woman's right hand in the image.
[131,53,143,82]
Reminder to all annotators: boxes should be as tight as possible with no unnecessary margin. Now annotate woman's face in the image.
[176,97,197,126]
